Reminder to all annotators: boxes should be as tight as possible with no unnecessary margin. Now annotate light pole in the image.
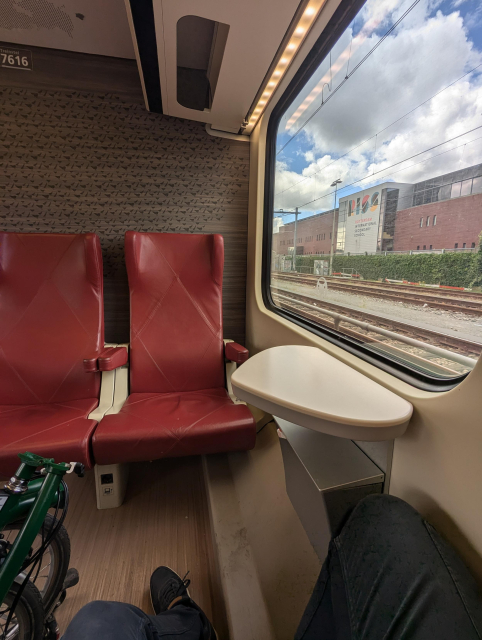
[329,179,342,275]
[273,208,299,272]
[293,207,299,272]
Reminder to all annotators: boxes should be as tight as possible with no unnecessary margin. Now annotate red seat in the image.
[0,233,104,476]
[93,232,256,465]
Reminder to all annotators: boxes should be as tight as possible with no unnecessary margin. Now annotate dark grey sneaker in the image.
[150,566,191,614]
[149,566,217,639]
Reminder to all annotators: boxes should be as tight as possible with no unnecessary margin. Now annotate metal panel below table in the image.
[276,417,385,560]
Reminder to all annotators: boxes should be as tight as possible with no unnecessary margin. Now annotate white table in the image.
[231,345,413,441]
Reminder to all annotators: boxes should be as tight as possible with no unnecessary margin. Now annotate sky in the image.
[273,0,482,224]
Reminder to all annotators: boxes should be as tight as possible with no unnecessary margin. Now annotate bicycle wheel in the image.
[1,515,71,614]
[0,580,44,640]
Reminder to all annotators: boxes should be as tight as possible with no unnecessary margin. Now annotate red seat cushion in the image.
[92,389,256,465]
[0,398,99,477]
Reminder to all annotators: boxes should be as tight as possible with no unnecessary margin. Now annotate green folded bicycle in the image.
[0,452,84,640]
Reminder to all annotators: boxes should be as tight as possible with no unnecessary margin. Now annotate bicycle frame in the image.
[0,452,71,604]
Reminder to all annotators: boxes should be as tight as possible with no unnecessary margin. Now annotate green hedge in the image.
[292,250,482,288]
[472,233,482,287]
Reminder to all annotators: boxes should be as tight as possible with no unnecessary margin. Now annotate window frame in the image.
[261,0,469,392]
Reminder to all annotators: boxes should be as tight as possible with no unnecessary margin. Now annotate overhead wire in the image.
[293,124,482,210]
[275,61,482,199]
[277,0,424,156]
[276,133,482,226]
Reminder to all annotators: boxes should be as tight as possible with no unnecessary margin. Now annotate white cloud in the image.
[275,0,482,213]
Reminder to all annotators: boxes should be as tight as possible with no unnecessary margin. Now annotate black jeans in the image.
[62,600,205,640]
[63,495,482,640]
[296,494,482,639]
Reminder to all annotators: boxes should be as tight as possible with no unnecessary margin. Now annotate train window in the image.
[264,0,482,389]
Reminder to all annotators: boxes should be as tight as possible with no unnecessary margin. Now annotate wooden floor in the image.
[55,457,228,637]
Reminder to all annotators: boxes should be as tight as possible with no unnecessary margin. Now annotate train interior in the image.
[0,0,482,637]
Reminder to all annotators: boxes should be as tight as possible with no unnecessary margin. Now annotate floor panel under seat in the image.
[55,457,228,638]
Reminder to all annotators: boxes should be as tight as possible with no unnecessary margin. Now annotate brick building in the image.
[273,209,338,256]
[393,193,482,251]
[272,164,482,256]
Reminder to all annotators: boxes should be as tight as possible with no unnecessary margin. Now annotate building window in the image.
[455,243,459,248]
[472,242,476,248]
[461,180,472,196]
[265,0,482,388]
[451,182,462,198]
[439,184,451,201]
[463,243,466,248]
[472,176,482,193]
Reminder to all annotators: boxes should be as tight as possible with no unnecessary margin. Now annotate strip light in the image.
[243,0,327,135]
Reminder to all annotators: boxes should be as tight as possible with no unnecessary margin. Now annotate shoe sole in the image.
[150,566,218,640]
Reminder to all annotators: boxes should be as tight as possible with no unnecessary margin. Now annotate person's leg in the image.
[63,566,215,640]
[62,600,204,640]
[296,494,482,640]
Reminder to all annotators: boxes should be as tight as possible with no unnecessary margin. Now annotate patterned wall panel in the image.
[0,48,250,344]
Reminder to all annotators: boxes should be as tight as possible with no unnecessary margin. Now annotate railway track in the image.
[273,272,482,299]
[272,273,482,315]
[272,288,482,360]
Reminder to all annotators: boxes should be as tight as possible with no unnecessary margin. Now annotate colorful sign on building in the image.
[340,185,382,254]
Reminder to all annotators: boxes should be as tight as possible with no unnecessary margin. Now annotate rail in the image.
[274,292,477,369]
[273,273,482,313]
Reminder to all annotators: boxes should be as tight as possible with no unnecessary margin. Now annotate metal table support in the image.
[276,417,385,560]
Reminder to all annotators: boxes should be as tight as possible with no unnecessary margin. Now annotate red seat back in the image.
[125,232,225,393]
[0,233,104,404]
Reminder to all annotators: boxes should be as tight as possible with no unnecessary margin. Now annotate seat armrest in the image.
[84,347,128,372]
[83,356,100,373]
[225,342,249,364]
[98,346,128,371]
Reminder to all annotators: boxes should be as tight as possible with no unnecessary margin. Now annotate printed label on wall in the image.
[0,44,32,71]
